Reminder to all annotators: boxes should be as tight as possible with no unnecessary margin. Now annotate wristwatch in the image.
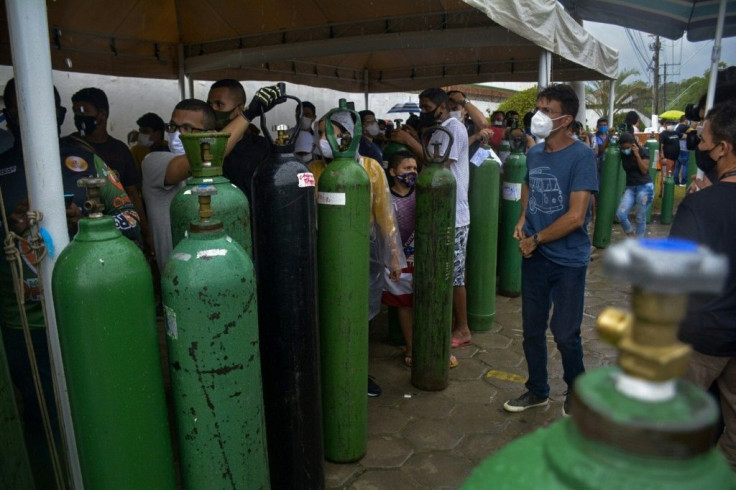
[461,98,468,108]
[532,233,540,245]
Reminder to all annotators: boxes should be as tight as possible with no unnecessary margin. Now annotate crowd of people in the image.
[1,69,734,472]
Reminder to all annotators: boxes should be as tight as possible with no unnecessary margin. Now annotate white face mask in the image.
[365,122,381,137]
[300,116,314,130]
[493,119,504,126]
[137,133,154,148]
[449,111,463,122]
[318,138,342,160]
[166,130,186,155]
[531,111,566,139]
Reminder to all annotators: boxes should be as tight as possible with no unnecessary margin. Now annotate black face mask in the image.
[695,147,717,175]
[419,107,440,127]
[74,115,98,136]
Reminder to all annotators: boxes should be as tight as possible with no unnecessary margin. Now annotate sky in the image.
[585,21,736,83]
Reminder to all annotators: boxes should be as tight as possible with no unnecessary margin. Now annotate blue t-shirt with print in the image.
[522,140,598,267]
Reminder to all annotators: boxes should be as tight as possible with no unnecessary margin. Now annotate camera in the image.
[683,66,736,121]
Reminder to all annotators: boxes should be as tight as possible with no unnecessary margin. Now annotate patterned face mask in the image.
[395,171,418,187]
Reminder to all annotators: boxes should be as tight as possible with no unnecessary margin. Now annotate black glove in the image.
[242,85,283,122]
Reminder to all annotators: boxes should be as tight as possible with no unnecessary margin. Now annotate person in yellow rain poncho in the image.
[309,110,404,397]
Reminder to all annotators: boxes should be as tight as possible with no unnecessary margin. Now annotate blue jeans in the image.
[521,253,586,399]
[675,150,690,185]
[616,183,654,237]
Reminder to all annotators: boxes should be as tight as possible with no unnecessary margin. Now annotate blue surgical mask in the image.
[621,148,632,156]
[166,130,186,155]
[598,126,608,134]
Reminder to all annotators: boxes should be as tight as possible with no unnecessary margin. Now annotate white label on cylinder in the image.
[196,249,228,259]
[164,305,178,339]
[298,172,316,188]
[171,252,191,261]
[502,182,522,201]
[318,192,346,205]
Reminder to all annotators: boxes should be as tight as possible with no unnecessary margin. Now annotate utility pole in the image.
[663,62,667,111]
[652,35,661,115]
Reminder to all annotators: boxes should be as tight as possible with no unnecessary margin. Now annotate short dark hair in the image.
[523,111,533,128]
[210,79,245,105]
[491,110,505,120]
[419,88,449,109]
[388,151,415,171]
[597,117,608,125]
[507,110,519,118]
[136,112,165,134]
[706,100,736,155]
[537,84,579,119]
[619,132,636,145]
[447,89,466,99]
[302,101,316,114]
[4,78,61,110]
[359,110,375,123]
[174,99,217,131]
[72,87,109,113]
[625,110,640,125]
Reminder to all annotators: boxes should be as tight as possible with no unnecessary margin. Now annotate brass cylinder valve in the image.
[598,239,728,392]
[77,177,107,217]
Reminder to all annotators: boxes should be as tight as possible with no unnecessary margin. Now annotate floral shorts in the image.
[453,225,469,287]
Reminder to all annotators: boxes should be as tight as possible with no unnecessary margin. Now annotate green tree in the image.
[586,68,651,121]
[494,86,538,121]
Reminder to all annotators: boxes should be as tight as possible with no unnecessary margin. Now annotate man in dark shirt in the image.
[207,79,270,202]
[358,110,384,163]
[669,100,736,470]
[68,87,151,248]
[658,121,681,196]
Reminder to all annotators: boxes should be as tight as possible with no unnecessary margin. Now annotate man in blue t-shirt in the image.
[503,84,598,418]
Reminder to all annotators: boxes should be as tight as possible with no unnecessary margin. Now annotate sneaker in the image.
[367,376,382,397]
[562,391,571,418]
[503,391,549,413]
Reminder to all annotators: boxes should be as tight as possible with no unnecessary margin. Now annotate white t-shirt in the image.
[141,151,187,272]
[430,117,470,227]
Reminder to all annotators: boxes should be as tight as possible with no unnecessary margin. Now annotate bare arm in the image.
[631,145,649,175]
[513,182,529,240]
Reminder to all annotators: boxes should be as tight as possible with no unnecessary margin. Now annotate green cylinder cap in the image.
[181,132,230,178]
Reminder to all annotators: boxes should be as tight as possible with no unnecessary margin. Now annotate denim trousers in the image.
[675,150,690,185]
[616,182,654,237]
[521,252,587,399]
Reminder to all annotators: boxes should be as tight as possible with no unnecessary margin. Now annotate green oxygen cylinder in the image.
[660,171,675,225]
[645,137,659,223]
[687,150,697,186]
[412,125,457,391]
[317,100,370,463]
[52,177,176,489]
[498,145,526,297]
[462,239,735,489]
[592,136,622,249]
[162,185,268,489]
[170,132,252,257]
[498,139,511,164]
[466,145,501,331]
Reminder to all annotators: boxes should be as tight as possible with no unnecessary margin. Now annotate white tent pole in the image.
[608,79,616,127]
[705,0,726,113]
[573,81,586,126]
[538,50,551,88]
[178,43,187,99]
[5,0,83,487]
[698,0,726,180]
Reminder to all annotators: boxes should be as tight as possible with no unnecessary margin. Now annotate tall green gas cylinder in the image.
[645,137,659,223]
[162,186,269,489]
[498,139,511,164]
[412,126,456,391]
[687,150,698,186]
[170,132,252,257]
[660,171,675,224]
[317,100,370,463]
[463,239,735,489]
[593,136,621,249]
[251,94,324,488]
[466,145,501,331]
[52,177,176,489]
[498,145,526,297]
